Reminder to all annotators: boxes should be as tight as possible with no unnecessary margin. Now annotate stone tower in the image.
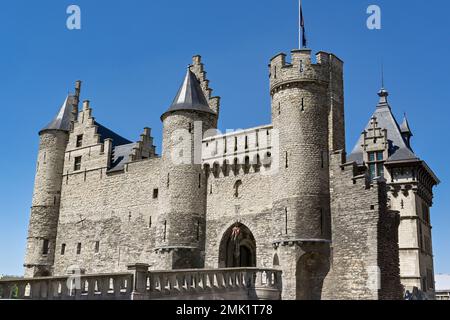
[24,81,81,277]
[268,49,344,300]
[154,67,218,269]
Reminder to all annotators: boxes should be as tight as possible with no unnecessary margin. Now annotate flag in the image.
[300,2,307,48]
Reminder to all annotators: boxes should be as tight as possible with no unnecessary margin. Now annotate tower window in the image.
[77,243,82,255]
[149,216,152,228]
[94,241,100,253]
[163,220,167,242]
[153,188,159,199]
[42,239,49,255]
[234,137,238,152]
[74,156,82,171]
[285,208,288,235]
[61,243,66,255]
[285,152,289,168]
[245,136,248,149]
[367,151,384,180]
[76,135,83,148]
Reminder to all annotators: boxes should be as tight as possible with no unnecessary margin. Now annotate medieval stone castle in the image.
[22,47,439,300]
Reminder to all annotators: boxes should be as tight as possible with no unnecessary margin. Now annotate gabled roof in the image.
[348,88,419,164]
[40,95,75,133]
[163,69,215,117]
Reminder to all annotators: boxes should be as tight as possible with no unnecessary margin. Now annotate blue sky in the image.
[0,0,449,276]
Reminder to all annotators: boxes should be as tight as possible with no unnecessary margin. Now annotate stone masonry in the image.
[22,46,439,300]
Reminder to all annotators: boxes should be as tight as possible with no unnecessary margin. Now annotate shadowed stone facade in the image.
[22,47,438,300]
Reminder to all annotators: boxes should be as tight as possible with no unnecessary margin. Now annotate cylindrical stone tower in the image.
[269,49,344,300]
[154,69,217,269]
[24,82,81,278]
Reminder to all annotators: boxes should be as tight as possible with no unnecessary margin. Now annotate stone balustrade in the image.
[0,266,281,300]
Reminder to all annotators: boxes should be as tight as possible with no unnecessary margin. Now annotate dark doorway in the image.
[219,223,256,268]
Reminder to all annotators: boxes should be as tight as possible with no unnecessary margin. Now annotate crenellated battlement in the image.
[269,49,343,95]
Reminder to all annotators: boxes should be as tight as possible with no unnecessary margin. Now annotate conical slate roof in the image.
[348,88,419,164]
[164,69,214,116]
[400,114,412,135]
[40,95,75,133]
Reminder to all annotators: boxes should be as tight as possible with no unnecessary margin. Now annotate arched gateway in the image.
[219,223,256,268]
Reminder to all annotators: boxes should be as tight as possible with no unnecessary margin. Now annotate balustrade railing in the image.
[0,266,281,300]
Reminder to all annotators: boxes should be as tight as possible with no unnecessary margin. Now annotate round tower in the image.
[154,69,217,269]
[269,49,343,299]
[24,82,81,277]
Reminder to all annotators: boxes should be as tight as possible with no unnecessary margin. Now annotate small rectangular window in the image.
[95,241,100,253]
[74,156,82,171]
[153,188,159,199]
[77,243,82,255]
[42,239,49,255]
[61,243,66,255]
[76,135,83,148]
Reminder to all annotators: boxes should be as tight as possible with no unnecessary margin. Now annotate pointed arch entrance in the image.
[219,223,256,268]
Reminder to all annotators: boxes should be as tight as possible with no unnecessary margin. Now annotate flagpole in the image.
[299,0,302,49]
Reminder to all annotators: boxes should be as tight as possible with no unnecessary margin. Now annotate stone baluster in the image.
[127,263,149,300]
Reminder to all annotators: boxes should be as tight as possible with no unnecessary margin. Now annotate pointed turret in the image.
[163,68,215,118]
[348,87,418,164]
[40,95,76,133]
[400,114,413,148]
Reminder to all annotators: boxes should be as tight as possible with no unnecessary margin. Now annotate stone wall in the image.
[321,150,402,300]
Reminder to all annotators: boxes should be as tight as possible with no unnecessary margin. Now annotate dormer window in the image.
[368,151,384,179]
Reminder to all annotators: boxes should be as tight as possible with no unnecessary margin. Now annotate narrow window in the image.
[300,60,304,73]
[198,173,202,188]
[149,216,152,228]
[224,137,227,154]
[61,244,66,255]
[256,131,259,147]
[42,239,49,255]
[234,137,238,152]
[301,98,305,111]
[74,156,82,171]
[274,66,277,79]
[234,180,242,198]
[278,102,281,115]
[163,220,167,242]
[245,136,248,149]
[76,134,83,148]
[95,241,100,253]
[77,243,82,255]
[401,199,404,209]
[210,184,213,194]
[188,123,193,133]
[196,220,200,241]
[321,151,324,169]
[153,188,159,199]
[285,151,289,168]
[285,208,288,235]
[167,173,170,188]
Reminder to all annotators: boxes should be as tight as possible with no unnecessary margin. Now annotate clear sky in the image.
[0,0,449,276]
